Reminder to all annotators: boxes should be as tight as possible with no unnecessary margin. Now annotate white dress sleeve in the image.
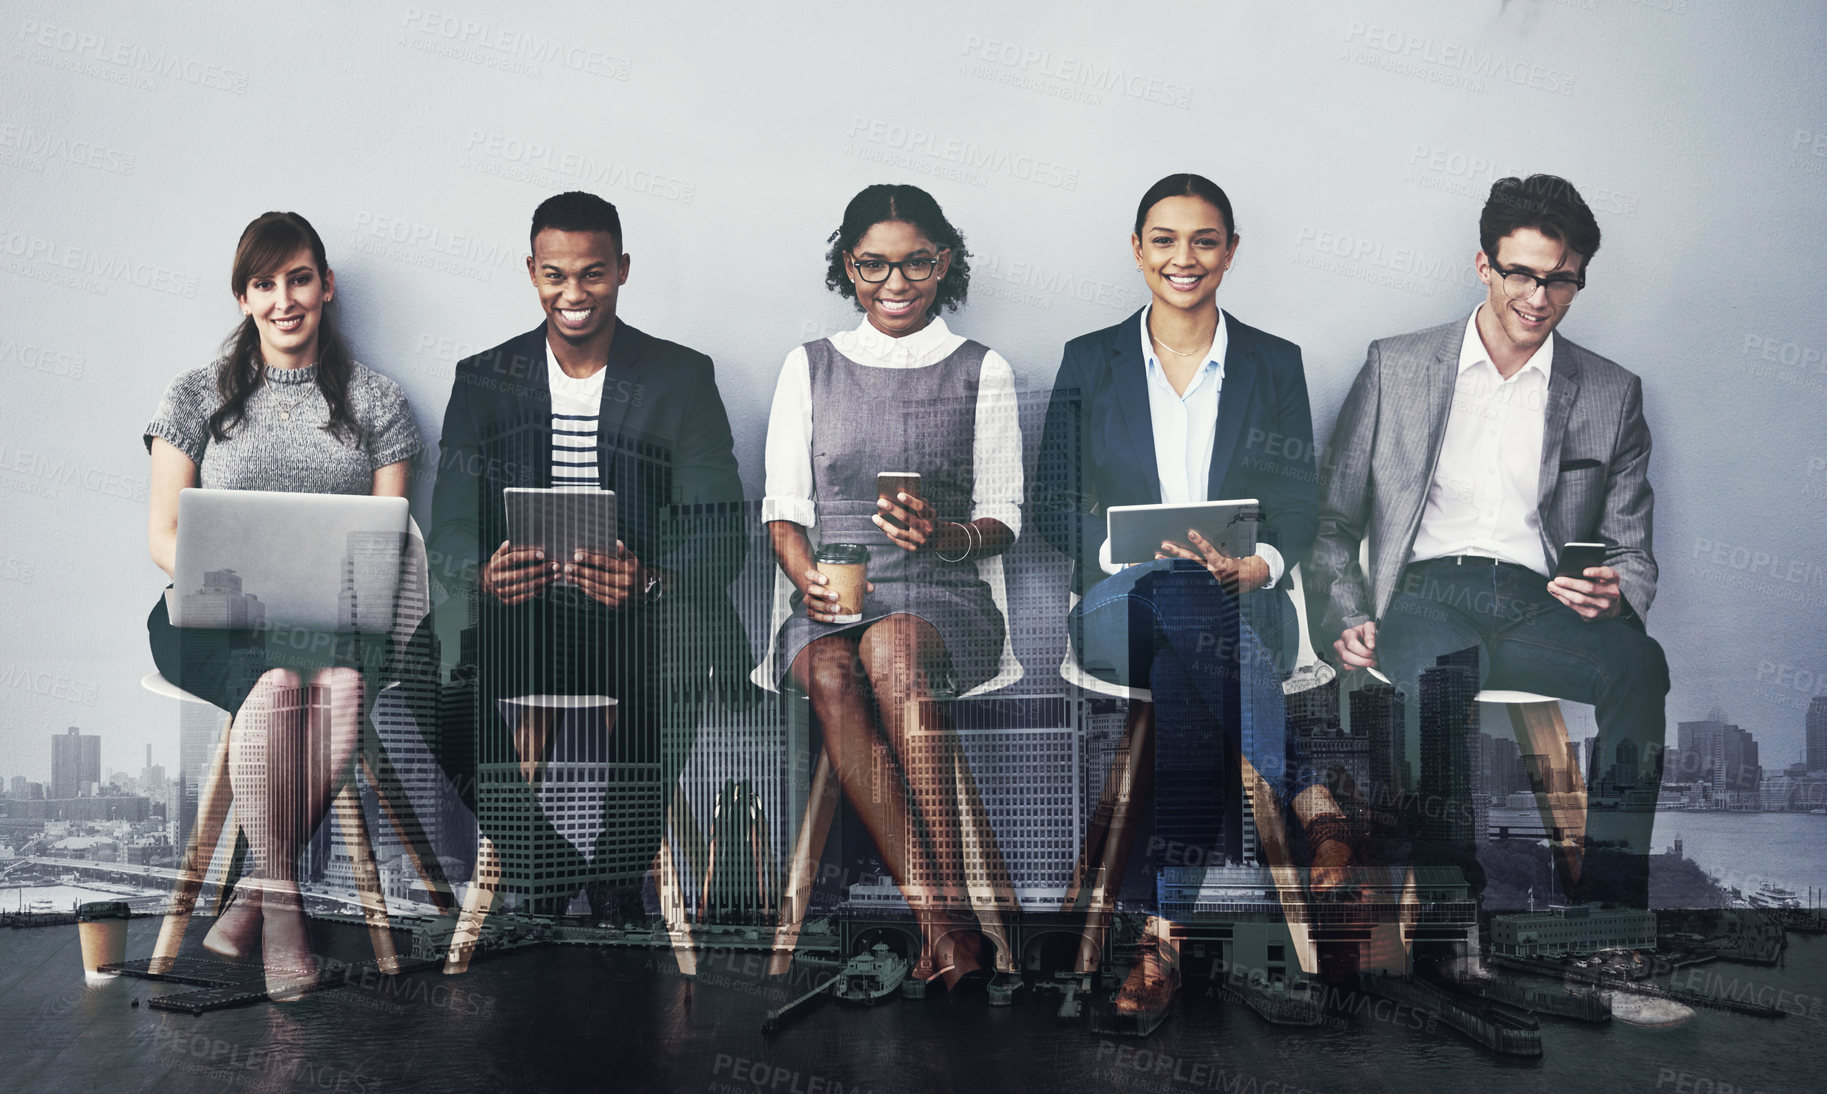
[761,344,817,527]
[971,349,1023,538]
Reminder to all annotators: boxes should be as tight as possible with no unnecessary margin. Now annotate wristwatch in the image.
[643,569,665,605]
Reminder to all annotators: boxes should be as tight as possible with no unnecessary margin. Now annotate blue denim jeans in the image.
[1071,560,1312,873]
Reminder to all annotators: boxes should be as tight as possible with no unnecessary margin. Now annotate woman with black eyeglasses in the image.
[762,183,1023,994]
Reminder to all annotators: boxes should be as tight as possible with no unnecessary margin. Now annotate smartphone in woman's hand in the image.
[876,472,921,530]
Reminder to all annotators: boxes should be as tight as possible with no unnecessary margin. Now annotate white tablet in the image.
[1106,498,1259,565]
[504,487,618,571]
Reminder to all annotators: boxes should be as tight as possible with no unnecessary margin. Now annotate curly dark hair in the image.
[822,184,971,318]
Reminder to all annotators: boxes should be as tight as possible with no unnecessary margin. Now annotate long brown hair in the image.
[208,211,360,443]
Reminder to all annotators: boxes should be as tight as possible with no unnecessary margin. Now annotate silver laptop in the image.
[170,488,410,634]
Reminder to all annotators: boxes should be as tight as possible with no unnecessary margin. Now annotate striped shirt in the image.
[546,340,605,490]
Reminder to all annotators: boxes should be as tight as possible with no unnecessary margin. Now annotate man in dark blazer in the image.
[1307,174,1669,909]
[426,191,746,926]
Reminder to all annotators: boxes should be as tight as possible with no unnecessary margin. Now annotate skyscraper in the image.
[1482,733,1524,800]
[229,683,332,882]
[169,695,226,853]
[1302,726,1370,808]
[1676,708,1761,797]
[472,488,746,919]
[950,694,1081,909]
[1676,708,1727,785]
[1417,650,1479,847]
[1285,674,1341,736]
[324,531,449,899]
[1807,696,1827,772]
[338,530,410,633]
[1467,729,1488,846]
[1720,726,1761,796]
[139,744,168,799]
[1294,676,1367,804]
[672,505,793,923]
[50,726,100,800]
[180,568,266,629]
[1350,679,1407,811]
[1078,697,1129,845]
[476,695,660,916]
[1150,572,1241,868]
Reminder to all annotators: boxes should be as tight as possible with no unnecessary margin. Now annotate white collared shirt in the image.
[762,316,1023,535]
[1142,302,1227,506]
[546,338,607,490]
[1098,306,1284,585]
[1408,307,1555,575]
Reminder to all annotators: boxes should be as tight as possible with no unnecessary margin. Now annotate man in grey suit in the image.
[1308,174,1668,910]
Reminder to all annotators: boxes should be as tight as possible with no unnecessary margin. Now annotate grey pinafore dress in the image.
[771,337,1006,692]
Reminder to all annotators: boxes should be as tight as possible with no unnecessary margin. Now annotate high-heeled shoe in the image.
[202,881,263,960]
[258,885,319,1002]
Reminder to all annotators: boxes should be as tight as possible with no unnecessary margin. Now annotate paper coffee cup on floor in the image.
[77,901,130,981]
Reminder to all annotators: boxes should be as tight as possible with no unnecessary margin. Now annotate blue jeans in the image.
[1071,560,1313,872]
[1375,558,1669,907]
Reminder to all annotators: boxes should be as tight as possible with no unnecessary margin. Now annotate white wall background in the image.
[1,0,1823,789]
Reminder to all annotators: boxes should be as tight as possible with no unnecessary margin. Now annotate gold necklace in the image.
[267,367,317,421]
[1151,321,1219,360]
[1151,333,1202,358]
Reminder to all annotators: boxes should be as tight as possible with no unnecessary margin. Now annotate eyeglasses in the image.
[849,252,944,283]
[1492,263,1584,305]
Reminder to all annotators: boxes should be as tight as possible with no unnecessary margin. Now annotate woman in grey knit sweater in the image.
[144,212,422,998]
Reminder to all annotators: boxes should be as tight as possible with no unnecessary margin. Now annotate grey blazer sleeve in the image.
[1595,373,1656,618]
[1307,342,1382,651]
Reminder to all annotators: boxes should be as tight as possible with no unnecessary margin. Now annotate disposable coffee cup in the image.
[77,901,131,981]
[814,543,868,624]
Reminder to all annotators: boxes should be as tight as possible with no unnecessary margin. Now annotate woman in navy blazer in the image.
[1033,174,1351,1009]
